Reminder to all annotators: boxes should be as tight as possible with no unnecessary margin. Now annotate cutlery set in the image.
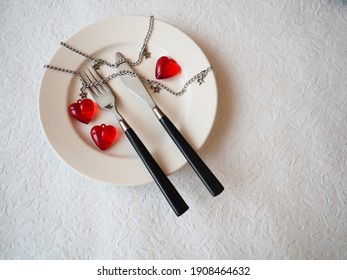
[80,52,224,216]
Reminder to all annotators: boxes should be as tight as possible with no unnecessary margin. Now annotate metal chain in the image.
[60,16,154,68]
[44,64,213,97]
[44,15,213,96]
[143,66,213,96]
[43,64,81,75]
[78,67,213,96]
[80,70,136,89]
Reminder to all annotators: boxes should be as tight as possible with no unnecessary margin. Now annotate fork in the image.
[81,67,189,216]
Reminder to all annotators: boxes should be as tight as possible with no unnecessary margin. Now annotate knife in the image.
[116,52,224,196]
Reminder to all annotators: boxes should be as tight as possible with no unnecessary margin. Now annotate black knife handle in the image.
[157,113,224,197]
[122,124,189,216]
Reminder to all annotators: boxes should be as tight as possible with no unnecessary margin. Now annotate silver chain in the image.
[78,67,213,96]
[60,16,154,68]
[44,15,213,96]
[143,66,213,96]
[43,64,81,75]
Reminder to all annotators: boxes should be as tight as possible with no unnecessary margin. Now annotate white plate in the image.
[39,16,217,186]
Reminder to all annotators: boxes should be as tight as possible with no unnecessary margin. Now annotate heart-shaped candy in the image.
[155,56,181,79]
[69,99,94,124]
[90,124,117,151]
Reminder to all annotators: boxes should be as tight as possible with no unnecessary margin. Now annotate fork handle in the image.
[153,109,224,197]
[120,121,189,216]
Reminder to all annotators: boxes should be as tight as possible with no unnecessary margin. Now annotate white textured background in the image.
[1,0,346,260]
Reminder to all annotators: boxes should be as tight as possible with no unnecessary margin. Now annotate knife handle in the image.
[120,121,189,216]
[154,110,224,197]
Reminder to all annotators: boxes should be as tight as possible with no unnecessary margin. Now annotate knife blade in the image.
[116,52,224,197]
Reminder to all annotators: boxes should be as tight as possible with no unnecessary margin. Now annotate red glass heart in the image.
[69,99,94,124]
[155,56,181,79]
[90,124,117,151]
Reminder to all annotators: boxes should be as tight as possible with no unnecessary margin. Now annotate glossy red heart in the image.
[69,99,94,124]
[155,56,181,79]
[90,124,117,151]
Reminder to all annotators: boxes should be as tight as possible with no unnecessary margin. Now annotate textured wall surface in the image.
[1,0,346,259]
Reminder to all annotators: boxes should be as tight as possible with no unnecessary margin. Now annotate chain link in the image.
[44,64,213,97]
[143,66,213,96]
[78,67,212,96]
[80,70,136,89]
[43,64,81,75]
[44,16,213,96]
[60,16,154,68]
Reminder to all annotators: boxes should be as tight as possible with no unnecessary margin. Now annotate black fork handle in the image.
[120,120,189,216]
